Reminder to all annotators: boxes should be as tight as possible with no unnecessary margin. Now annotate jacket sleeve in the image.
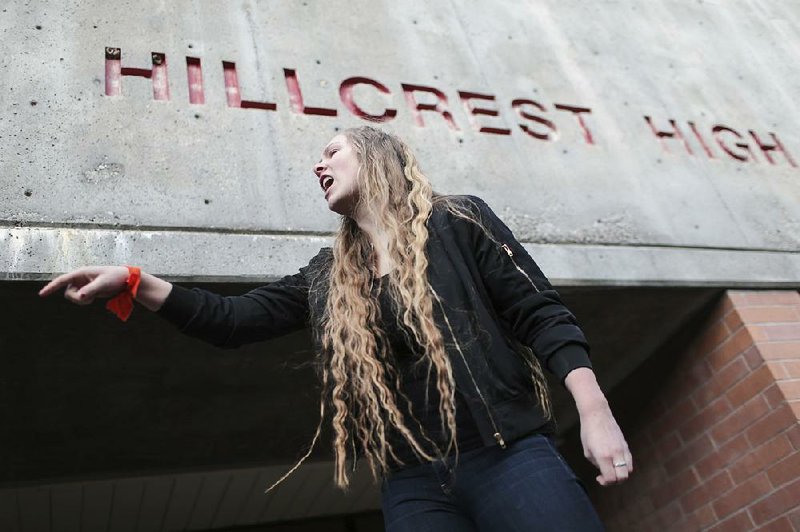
[459,195,592,382]
[155,250,326,349]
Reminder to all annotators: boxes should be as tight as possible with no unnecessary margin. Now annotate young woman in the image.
[40,126,630,531]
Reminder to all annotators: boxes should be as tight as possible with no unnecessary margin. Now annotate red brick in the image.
[722,307,744,332]
[764,383,788,409]
[653,397,698,442]
[703,296,734,326]
[696,319,735,359]
[685,360,714,390]
[759,516,795,532]
[682,504,716,531]
[693,357,750,408]
[766,449,800,488]
[743,345,764,370]
[665,434,715,477]
[708,328,755,370]
[789,401,800,420]
[678,396,732,443]
[651,467,699,507]
[679,470,733,514]
[719,293,737,314]
[636,462,669,492]
[777,379,800,401]
[695,434,751,479]
[750,478,800,525]
[707,509,755,532]
[781,360,800,378]
[729,435,793,484]
[788,425,800,451]
[742,291,800,306]
[725,309,744,335]
[769,363,791,380]
[710,395,770,445]
[788,508,800,530]
[748,323,771,342]
[759,342,800,361]
[727,364,778,407]
[746,404,797,447]
[711,472,772,519]
[764,324,800,342]
[736,306,800,324]
[727,291,751,307]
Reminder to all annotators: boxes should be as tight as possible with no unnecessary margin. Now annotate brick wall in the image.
[592,290,800,531]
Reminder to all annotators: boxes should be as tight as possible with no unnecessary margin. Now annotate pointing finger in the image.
[39,271,84,297]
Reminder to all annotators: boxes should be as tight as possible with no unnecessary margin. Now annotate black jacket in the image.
[157,195,592,449]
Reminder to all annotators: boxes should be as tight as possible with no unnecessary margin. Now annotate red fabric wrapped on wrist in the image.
[105,266,141,322]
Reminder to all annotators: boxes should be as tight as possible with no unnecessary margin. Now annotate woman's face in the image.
[314,134,361,215]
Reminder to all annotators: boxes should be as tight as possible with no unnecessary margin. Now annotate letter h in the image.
[104,47,170,100]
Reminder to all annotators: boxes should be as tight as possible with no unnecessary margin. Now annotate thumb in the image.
[76,276,109,302]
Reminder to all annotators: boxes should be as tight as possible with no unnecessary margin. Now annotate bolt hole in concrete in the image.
[204,199,211,204]
[30,100,37,106]
[35,25,42,29]
[24,189,32,197]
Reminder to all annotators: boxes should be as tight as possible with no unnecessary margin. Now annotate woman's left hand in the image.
[579,402,633,486]
[564,367,632,486]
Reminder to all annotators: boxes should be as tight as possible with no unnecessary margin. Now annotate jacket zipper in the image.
[452,332,507,449]
[433,242,539,450]
[501,244,540,293]
[432,290,507,449]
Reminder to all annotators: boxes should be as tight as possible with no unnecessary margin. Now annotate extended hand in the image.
[38,266,130,305]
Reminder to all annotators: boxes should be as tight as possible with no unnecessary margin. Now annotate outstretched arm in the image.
[38,266,173,311]
[38,255,321,349]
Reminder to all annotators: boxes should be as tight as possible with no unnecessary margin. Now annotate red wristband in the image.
[105,266,142,322]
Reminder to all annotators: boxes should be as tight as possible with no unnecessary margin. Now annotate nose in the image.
[313,161,325,177]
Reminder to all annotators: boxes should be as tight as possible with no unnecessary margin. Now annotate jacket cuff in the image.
[155,284,199,328]
[547,344,593,384]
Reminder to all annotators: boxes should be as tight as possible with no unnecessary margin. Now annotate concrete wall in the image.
[2,0,799,284]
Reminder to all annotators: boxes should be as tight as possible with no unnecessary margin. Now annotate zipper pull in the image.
[494,432,507,449]
[501,243,513,257]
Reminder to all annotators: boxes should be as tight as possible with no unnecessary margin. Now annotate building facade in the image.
[2,1,799,530]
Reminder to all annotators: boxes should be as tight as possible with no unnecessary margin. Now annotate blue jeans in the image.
[381,434,605,531]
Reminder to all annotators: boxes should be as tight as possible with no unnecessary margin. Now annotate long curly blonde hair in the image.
[324,126,462,488]
[266,126,551,493]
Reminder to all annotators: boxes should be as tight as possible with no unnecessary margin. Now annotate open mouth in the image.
[321,175,334,192]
